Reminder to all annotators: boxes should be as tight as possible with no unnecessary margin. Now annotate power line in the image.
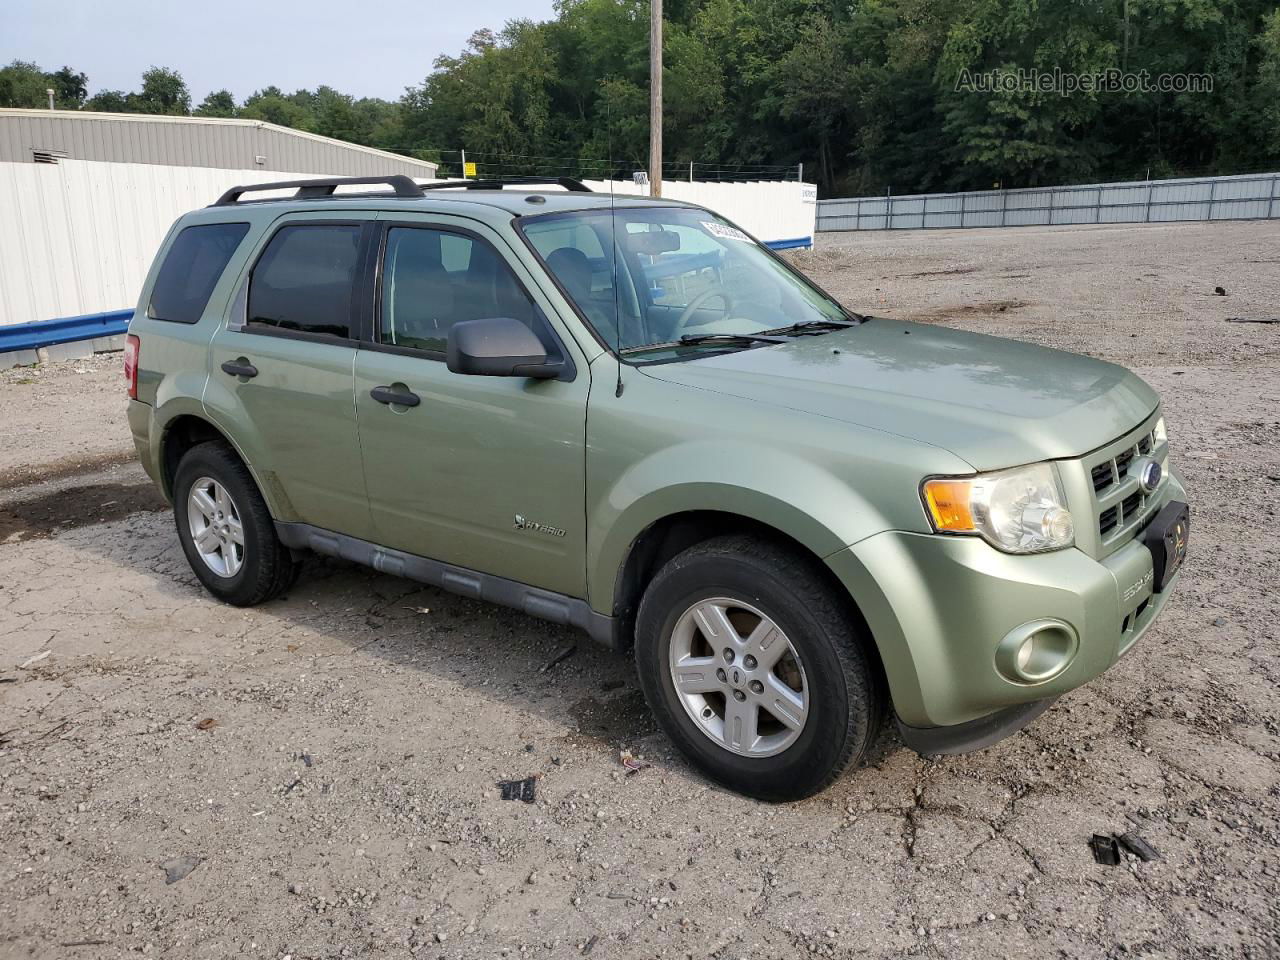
[374,145,799,172]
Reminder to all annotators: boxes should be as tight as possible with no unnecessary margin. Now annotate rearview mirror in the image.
[446,317,563,379]
[626,230,681,255]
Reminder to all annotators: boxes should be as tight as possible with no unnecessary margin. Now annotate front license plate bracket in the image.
[1142,500,1190,592]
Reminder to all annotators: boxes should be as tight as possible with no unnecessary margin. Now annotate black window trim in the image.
[241,218,376,346]
[367,219,576,382]
[148,220,251,325]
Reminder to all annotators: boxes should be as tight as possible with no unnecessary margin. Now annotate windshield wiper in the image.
[679,332,790,346]
[618,332,789,357]
[759,318,860,337]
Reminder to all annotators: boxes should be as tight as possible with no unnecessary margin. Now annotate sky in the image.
[1,0,558,103]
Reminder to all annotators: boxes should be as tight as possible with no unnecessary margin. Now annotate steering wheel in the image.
[673,288,734,337]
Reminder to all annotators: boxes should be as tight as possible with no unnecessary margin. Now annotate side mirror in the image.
[446,317,562,379]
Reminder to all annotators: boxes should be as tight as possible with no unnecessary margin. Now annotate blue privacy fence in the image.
[0,309,133,355]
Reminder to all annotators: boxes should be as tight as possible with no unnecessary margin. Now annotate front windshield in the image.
[520,207,857,361]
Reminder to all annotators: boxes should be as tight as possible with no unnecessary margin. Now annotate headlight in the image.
[921,463,1075,554]
[1153,416,1167,445]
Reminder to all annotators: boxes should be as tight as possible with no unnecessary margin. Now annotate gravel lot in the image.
[2,220,1278,959]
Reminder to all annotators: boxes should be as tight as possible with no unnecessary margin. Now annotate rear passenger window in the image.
[148,222,249,324]
[379,227,547,355]
[248,224,363,338]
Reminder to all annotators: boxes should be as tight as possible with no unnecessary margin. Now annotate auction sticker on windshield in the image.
[702,221,752,243]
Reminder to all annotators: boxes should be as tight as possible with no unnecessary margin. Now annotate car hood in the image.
[640,318,1158,471]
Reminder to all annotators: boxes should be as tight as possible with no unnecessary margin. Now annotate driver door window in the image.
[380,227,544,355]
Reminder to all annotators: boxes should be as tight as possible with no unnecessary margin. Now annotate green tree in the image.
[241,87,317,130]
[127,66,192,115]
[86,89,130,112]
[50,66,88,107]
[1256,8,1280,156]
[313,86,372,142]
[0,60,53,108]
[6,0,1278,193]
[195,89,237,117]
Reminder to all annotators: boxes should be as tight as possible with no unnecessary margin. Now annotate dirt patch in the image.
[1,220,1278,959]
[0,448,138,492]
[909,299,1033,322]
[0,355,131,486]
[0,480,166,541]
[568,689,659,743]
[891,266,978,279]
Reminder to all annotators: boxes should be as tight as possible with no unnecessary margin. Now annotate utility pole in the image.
[649,0,663,198]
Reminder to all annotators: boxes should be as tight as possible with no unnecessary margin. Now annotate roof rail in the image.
[212,175,424,206]
[421,177,593,193]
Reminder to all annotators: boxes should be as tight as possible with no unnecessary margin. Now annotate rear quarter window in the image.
[148,222,250,324]
[247,224,363,339]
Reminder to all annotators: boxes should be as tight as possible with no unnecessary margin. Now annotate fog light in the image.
[996,619,1079,684]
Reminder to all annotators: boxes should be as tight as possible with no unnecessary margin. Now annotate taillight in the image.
[124,334,140,399]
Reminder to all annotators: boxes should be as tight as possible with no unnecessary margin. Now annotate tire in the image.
[172,440,297,607]
[634,535,881,801]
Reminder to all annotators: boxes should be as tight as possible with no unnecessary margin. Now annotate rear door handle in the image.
[370,385,421,407]
[220,359,258,379]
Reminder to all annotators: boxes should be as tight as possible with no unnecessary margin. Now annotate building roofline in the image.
[0,107,437,171]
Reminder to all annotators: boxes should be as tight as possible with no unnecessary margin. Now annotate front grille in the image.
[1099,505,1119,535]
[1114,448,1135,479]
[1121,490,1142,518]
[1085,421,1163,549]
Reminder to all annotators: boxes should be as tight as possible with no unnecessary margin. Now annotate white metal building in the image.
[0,108,439,362]
[0,108,439,177]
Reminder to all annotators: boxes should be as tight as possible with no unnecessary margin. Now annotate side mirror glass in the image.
[446,317,562,379]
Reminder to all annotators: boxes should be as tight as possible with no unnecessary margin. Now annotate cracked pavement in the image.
[2,220,1279,959]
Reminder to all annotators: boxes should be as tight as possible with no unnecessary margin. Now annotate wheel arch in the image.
[606,508,888,693]
[158,413,286,519]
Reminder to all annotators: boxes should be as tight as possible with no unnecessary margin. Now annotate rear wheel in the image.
[173,441,297,606]
[635,535,881,801]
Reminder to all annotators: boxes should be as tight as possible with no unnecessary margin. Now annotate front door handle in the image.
[370,385,421,408]
[221,358,258,379]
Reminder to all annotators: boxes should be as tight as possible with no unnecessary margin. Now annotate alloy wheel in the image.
[667,597,809,757]
[186,476,245,578]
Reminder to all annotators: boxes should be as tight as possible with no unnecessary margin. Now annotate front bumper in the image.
[897,696,1058,755]
[826,472,1187,733]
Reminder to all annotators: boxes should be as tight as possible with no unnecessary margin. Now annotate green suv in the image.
[126,175,1190,800]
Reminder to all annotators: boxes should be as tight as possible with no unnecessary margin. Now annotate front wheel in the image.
[173,441,297,607]
[635,535,881,801]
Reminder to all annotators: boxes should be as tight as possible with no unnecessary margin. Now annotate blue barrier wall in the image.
[0,309,133,355]
[764,237,813,250]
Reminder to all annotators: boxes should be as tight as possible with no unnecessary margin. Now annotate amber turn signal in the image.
[921,478,975,532]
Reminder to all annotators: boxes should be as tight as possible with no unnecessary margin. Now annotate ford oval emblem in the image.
[1138,460,1162,493]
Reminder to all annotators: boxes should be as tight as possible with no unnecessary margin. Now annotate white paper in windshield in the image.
[701,221,752,243]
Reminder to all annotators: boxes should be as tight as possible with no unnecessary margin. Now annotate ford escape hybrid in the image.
[126,175,1190,801]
